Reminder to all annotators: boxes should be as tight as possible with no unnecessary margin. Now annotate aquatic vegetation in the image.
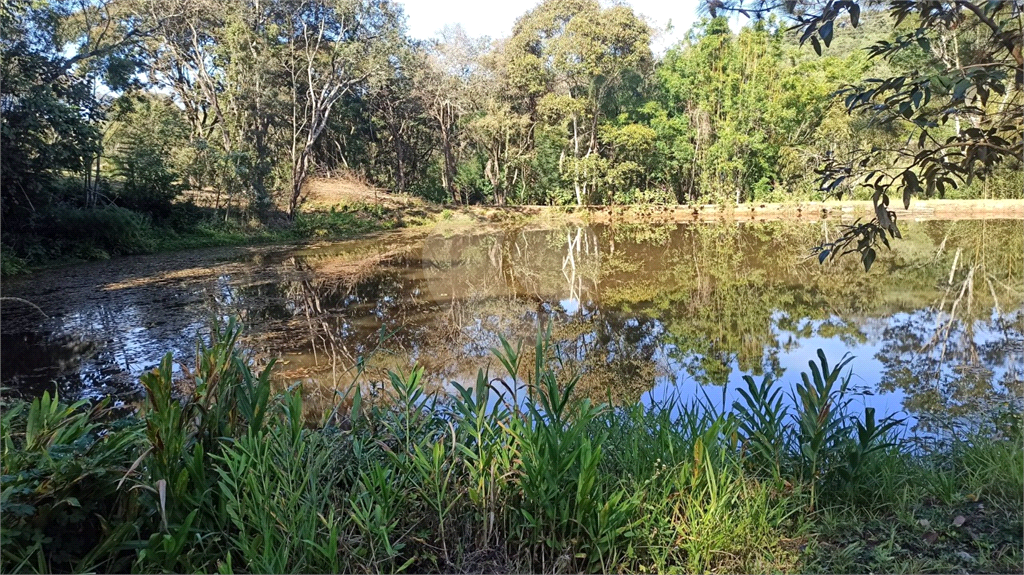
[1,319,1021,574]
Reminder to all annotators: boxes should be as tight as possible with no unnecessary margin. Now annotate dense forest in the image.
[1,0,1021,270]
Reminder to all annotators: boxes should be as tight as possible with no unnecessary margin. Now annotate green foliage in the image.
[3,0,1021,272]
[137,318,276,536]
[43,205,157,259]
[107,96,188,218]
[731,350,906,510]
[1,393,142,573]
[215,395,341,574]
[492,332,636,570]
[2,315,1021,574]
[0,245,29,277]
[699,0,1023,262]
[0,0,104,226]
[291,207,393,239]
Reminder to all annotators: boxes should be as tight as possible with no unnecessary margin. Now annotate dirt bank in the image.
[457,199,1024,224]
[300,177,1023,223]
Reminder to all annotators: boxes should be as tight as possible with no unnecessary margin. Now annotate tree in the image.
[703,0,1022,269]
[281,0,405,216]
[135,0,262,216]
[1,0,144,226]
[106,94,188,217]
[366,41,436,197]
[133,0,406,217]
[505,0,653,205]
[414,26,488,204]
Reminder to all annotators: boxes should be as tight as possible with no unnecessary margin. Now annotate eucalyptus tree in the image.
[278,0,406,216]
[460,38,537,205]
[416,26,490,203]
[465,99,536,204]
[365,40,437,197]
[134,0,264,214]
[505,0,653,205]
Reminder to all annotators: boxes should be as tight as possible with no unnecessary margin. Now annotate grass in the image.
[0,202,409,276]
[1,318,1021,574]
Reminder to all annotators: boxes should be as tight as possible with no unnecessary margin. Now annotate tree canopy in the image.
[2,0,1021,266]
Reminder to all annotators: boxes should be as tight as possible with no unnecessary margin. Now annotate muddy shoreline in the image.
[463,198,1024,224]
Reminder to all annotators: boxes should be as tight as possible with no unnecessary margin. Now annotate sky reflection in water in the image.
[2,219,1021,435]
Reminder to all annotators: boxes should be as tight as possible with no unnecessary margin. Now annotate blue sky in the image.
[399,0,705,53]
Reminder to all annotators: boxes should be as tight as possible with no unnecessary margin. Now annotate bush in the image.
[0,244,29,276]
[43,205,156,258]
[0,393,143,573]
[291,208,390,239]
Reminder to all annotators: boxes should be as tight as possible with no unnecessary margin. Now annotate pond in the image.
[2,218,1021,435]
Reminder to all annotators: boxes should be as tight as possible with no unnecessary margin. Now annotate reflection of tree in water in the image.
[878,310,1023,435]
[181,218,1023,426]
[875,221,1024,435]
[605,221,870,386]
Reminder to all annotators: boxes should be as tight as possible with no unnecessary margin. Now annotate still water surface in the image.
[2,219,1021,434]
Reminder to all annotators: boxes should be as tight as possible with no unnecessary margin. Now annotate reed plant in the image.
[1,317,1020,574]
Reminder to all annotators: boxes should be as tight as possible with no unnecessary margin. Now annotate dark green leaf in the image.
[820,21,834,47]
[862,248,876,272]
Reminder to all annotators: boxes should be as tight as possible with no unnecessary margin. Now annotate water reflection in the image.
[1,220,1021,434]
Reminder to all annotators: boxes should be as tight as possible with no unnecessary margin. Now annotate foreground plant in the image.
[1,393,142,573]
[1,318,1021,574]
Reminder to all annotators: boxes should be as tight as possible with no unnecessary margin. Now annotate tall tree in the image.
[1,0,143,225]
[281,0,405,216]
[505,0,653,205]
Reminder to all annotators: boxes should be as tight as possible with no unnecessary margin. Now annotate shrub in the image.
[0,393,143,573]
[43,205,156,257]
[0,244,29,276]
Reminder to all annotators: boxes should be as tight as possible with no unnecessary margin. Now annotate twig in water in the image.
[0,297,49,318]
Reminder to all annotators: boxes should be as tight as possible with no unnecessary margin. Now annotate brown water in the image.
[2,219,1021,434]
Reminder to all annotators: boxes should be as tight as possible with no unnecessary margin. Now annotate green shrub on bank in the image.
[44,205,157,257]
[1,319,1021,574]
[0,245,28,277]
[1,202,402,274]
[291,206,394,239]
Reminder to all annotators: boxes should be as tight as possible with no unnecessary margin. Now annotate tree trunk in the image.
[439,103,459,204]
[572,114,582,206]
